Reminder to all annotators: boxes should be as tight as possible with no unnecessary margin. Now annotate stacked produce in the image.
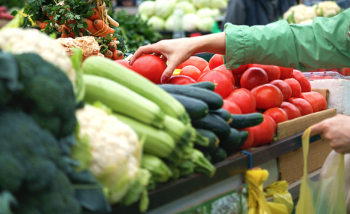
[138,0,228,32]
[283,1,342,24]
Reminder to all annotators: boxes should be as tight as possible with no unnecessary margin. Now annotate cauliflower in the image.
[314,1,341,17]
[283,4,317,24]
[0,28,76,86]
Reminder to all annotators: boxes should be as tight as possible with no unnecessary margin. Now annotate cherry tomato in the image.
[179,65,202,81]
[280,102,301,120]
[209,54,224,69]
[177,56,209,72]
[248,64,281,82]
[284,78,302,98]
[115,60,132,70]
[226,88,256,114]
[288,98,313,116]
[301,92,327,113]
[232,64,249,75]
[168,75,196,85]
[131,54,167,84]
[239,128,253,150]
[222,100,242,114]
[292,70,311,92]
[279,67,294,79]
[198,71,234,99]
[250,115,276,147]
[251,84,283,109]
[263,107,288,124]
[269,80,292,101]
[240,67,268,90]
[203,65,211,73]
[213,64,235,84]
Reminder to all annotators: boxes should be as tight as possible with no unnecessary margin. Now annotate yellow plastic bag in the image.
[295,126,346,214]
[264,181,294,214]
[246,168,288,214]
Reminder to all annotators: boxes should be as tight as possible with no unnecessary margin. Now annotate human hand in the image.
[311,114,350,154]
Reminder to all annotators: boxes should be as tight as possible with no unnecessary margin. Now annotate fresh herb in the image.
[96,33,127,54]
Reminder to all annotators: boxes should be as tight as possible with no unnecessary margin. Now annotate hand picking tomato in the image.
[250,115,276,147]
[280,102,301,120]
[179,65,202,81]
[222,100,242,114]
[213,64,235,84]
[251,84,283,109]
[177,56,209,72]
[226,88,256,114]
[263,107,288,124]
[168,75,196,85]
[292,70,311,92]
[279,67,293,79]
[130,54,167,84]
[209,54,224,69]
[232,64,249,75]
[203,65,211,73]
[269,80,292,101]
[240,67,268,90]
[301,92,327,113]
[248,64,281,82]
[288,98,313,116]
[239,128,253,150]
[198,71,234,99]
[115,59,133,69]
[284,78,302,98]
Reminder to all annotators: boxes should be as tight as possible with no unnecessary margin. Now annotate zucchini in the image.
[210,109,233,124]
[83,74,165,129]
[194,129,219,154]
[219,128,241,150]
[189,82,216,91]
[171,94,209,120]
[159,84,223,110]
[229,113,264,129]
[210,147,227,164]
[191,114,231,140]
[82,57,189,123]
[239,130,249,146]
[163,115,195,145]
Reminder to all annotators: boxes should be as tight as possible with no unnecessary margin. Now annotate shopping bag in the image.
[264,181,293,214]
[246,168,288,214]
[295,126,346,214]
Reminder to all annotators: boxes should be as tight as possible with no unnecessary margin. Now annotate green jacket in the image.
[224,8,350,71]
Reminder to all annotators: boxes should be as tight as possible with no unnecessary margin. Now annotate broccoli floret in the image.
[0,154,25,192]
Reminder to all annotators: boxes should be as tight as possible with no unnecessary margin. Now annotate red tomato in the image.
[222,100,242,114]
[240,67,268,90]
[209,54,224,69]
[239,128,253,150]
[179,65,202,81]
[265,114,277,130]
[269,80,292,101]
[248,64,281,82]
[292,70,311,92]
[301,92,327,113]
[263,107,288,124]
[288,98,313,116]
[251,84,283,109]
[198,71,234,99]
[203,66,210,73]
[234,74,241,87]
[284,78,302,98]
[340,68,350,76]
[280,102,301,120]
[226,88,256,114]
[177,56,209,72]
[115,60,133,70]
[168,75,196,85]
[213,64,235,84]
[279,67,294,79]
[232,64,249,75]
[250,115,276,147]
[131,54,167,84]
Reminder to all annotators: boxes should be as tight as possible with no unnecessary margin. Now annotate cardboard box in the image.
[277,108,337,183]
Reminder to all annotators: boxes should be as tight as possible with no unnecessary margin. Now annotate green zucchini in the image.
[158,85,223,110]
[191,114,231,140]
[239,130,249,146]
[171,94,209,120]
[210,109,233,124]
[229,113,264,129]
[189,82,216,91]
[219,128,241,150]
[210,147,227,164]
[194,129,219,154]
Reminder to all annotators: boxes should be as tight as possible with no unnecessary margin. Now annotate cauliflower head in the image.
[314,1,341,17]
[0,28,76,87]
[76,104,142,204]
[283,4,317,24]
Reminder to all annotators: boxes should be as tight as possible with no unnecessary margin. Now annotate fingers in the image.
[310,122,325,137]
[161,60,179,83]
[130,45,156,65]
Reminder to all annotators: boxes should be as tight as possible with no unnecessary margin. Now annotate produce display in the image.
[138,0,228,32]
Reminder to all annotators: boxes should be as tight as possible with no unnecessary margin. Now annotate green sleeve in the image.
[224,9,350,71]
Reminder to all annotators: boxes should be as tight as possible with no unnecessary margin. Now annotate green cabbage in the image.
[197,17,215,32]
[209,0,227,9]
[192,0,210,9]
[148,16,165,31]
[138,1,156,17]
[183,14,200,32]
[165,15,175,32]
[197,7,216,19]
[155,0,177,19]
[175,1,196,14]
